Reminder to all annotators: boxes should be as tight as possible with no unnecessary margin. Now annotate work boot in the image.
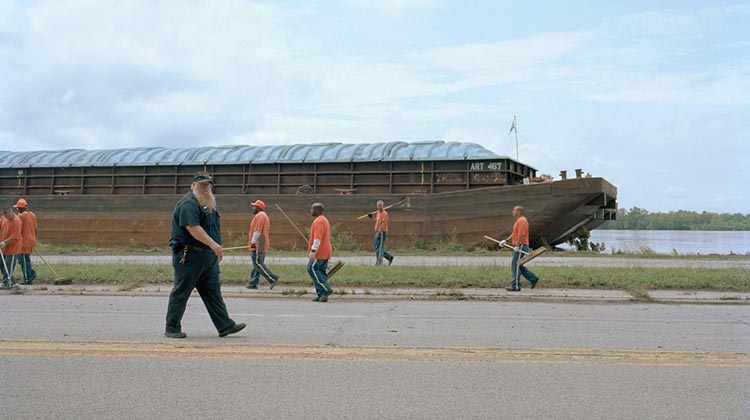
[165,331,187,339]
[219,323,246,337]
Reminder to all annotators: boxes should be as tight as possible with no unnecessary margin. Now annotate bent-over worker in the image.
[498,206,539,291]
[0,207,23,289]
[246,199,279,289]
[165,173,246,338]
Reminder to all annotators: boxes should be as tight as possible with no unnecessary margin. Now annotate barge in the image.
[0,141,617,249]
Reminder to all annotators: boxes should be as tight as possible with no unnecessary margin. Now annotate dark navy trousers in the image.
[166,251,235,333]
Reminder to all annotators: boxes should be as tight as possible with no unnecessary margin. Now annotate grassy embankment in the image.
[27,263,750,293]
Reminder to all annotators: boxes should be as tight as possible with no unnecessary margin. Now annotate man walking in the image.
[307,203,333,302]
[498,206,539,291]
[165,173,246,338]
[0,207,23,289]
[369,200,394,265]
[246,199,279,289]
[15,199,37,284]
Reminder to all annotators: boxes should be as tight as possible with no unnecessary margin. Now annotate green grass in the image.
[24,263,750,292]
[34,242,750,260]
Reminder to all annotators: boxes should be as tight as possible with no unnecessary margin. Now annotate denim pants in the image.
[373,232,393,264]
[248,251,277,286]
[166,250,236,334]
[19,254,36,283]
[1,254,17,285]
[307,259,331,297]
[511,245,538,289]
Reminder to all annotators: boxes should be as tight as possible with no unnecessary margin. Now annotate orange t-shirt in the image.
[248,211,271,253]
[511,216,530,246]
[0,215,23,255]
[374,210,389,233]
[19,211,37,254]
[308,215,332,260]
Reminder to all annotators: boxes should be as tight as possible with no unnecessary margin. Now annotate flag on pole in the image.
[509,115,517,135]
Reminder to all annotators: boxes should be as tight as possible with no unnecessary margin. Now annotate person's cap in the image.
[13,198,28,208]
[193,173,214,184]
[251,200,265,210]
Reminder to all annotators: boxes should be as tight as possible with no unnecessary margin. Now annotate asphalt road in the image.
[1,296,748,420]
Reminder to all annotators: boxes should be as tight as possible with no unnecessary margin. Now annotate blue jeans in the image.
[248,251,277,286]
[1,254,18,285]
[307,259,331,297]
[510,245,538,290]
[374,232,393,264]
[19,254,36,283]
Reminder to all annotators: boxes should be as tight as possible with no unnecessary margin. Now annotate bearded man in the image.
[164,173,246,338]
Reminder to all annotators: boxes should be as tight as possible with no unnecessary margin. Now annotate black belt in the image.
[176,245,212,254]
[190,246,212,253]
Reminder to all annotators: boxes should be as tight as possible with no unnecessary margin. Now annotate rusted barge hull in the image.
[14,177,615,249]
[0,142,617,249]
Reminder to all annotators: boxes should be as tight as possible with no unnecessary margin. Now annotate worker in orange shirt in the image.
[368,200,394,265]
[14,198,37,284]
[498,206,539,291]
[0,207,23,289]
[307,202,333,302]
[246,199,279,289]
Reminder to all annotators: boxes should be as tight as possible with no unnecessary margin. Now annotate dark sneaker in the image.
[165,331,187,339]
[530,278,539,289]
[312,296,320,302]
[505,287,521,292]
[219,323,246,337]
[386,256,394,266]
[269,277,279,290]
[246,284,258,289]
[319,290,333,302]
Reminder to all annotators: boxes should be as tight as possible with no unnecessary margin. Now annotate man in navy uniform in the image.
[165,173,246,338]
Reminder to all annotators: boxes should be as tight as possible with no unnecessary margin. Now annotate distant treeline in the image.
[604,207,750,231]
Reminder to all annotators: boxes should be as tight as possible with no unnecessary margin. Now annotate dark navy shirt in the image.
[169,191,222,251]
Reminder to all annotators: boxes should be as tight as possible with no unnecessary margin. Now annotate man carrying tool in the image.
[165,173,246,339]
[308,203,333,302]
[246,199,279,289]
[0,207,23,289]
[368,200,394,265]
[498,206,539,292]
[14,199,37,284]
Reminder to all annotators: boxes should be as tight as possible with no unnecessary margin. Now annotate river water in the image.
[573,230,750,255]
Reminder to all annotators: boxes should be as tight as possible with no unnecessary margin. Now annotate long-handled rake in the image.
[34,249,72,285]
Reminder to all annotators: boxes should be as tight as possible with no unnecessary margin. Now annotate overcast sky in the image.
[1,0,748,212]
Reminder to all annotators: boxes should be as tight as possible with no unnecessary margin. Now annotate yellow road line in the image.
[0,340,748,368]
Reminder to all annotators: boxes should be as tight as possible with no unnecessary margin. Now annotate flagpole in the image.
[513,115,519,161]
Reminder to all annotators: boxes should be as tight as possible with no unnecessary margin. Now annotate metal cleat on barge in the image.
[0,141,617,249]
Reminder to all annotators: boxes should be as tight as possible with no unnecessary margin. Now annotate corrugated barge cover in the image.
[0,141,506,168]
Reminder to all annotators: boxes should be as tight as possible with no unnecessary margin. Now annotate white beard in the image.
[192,186,217,211]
